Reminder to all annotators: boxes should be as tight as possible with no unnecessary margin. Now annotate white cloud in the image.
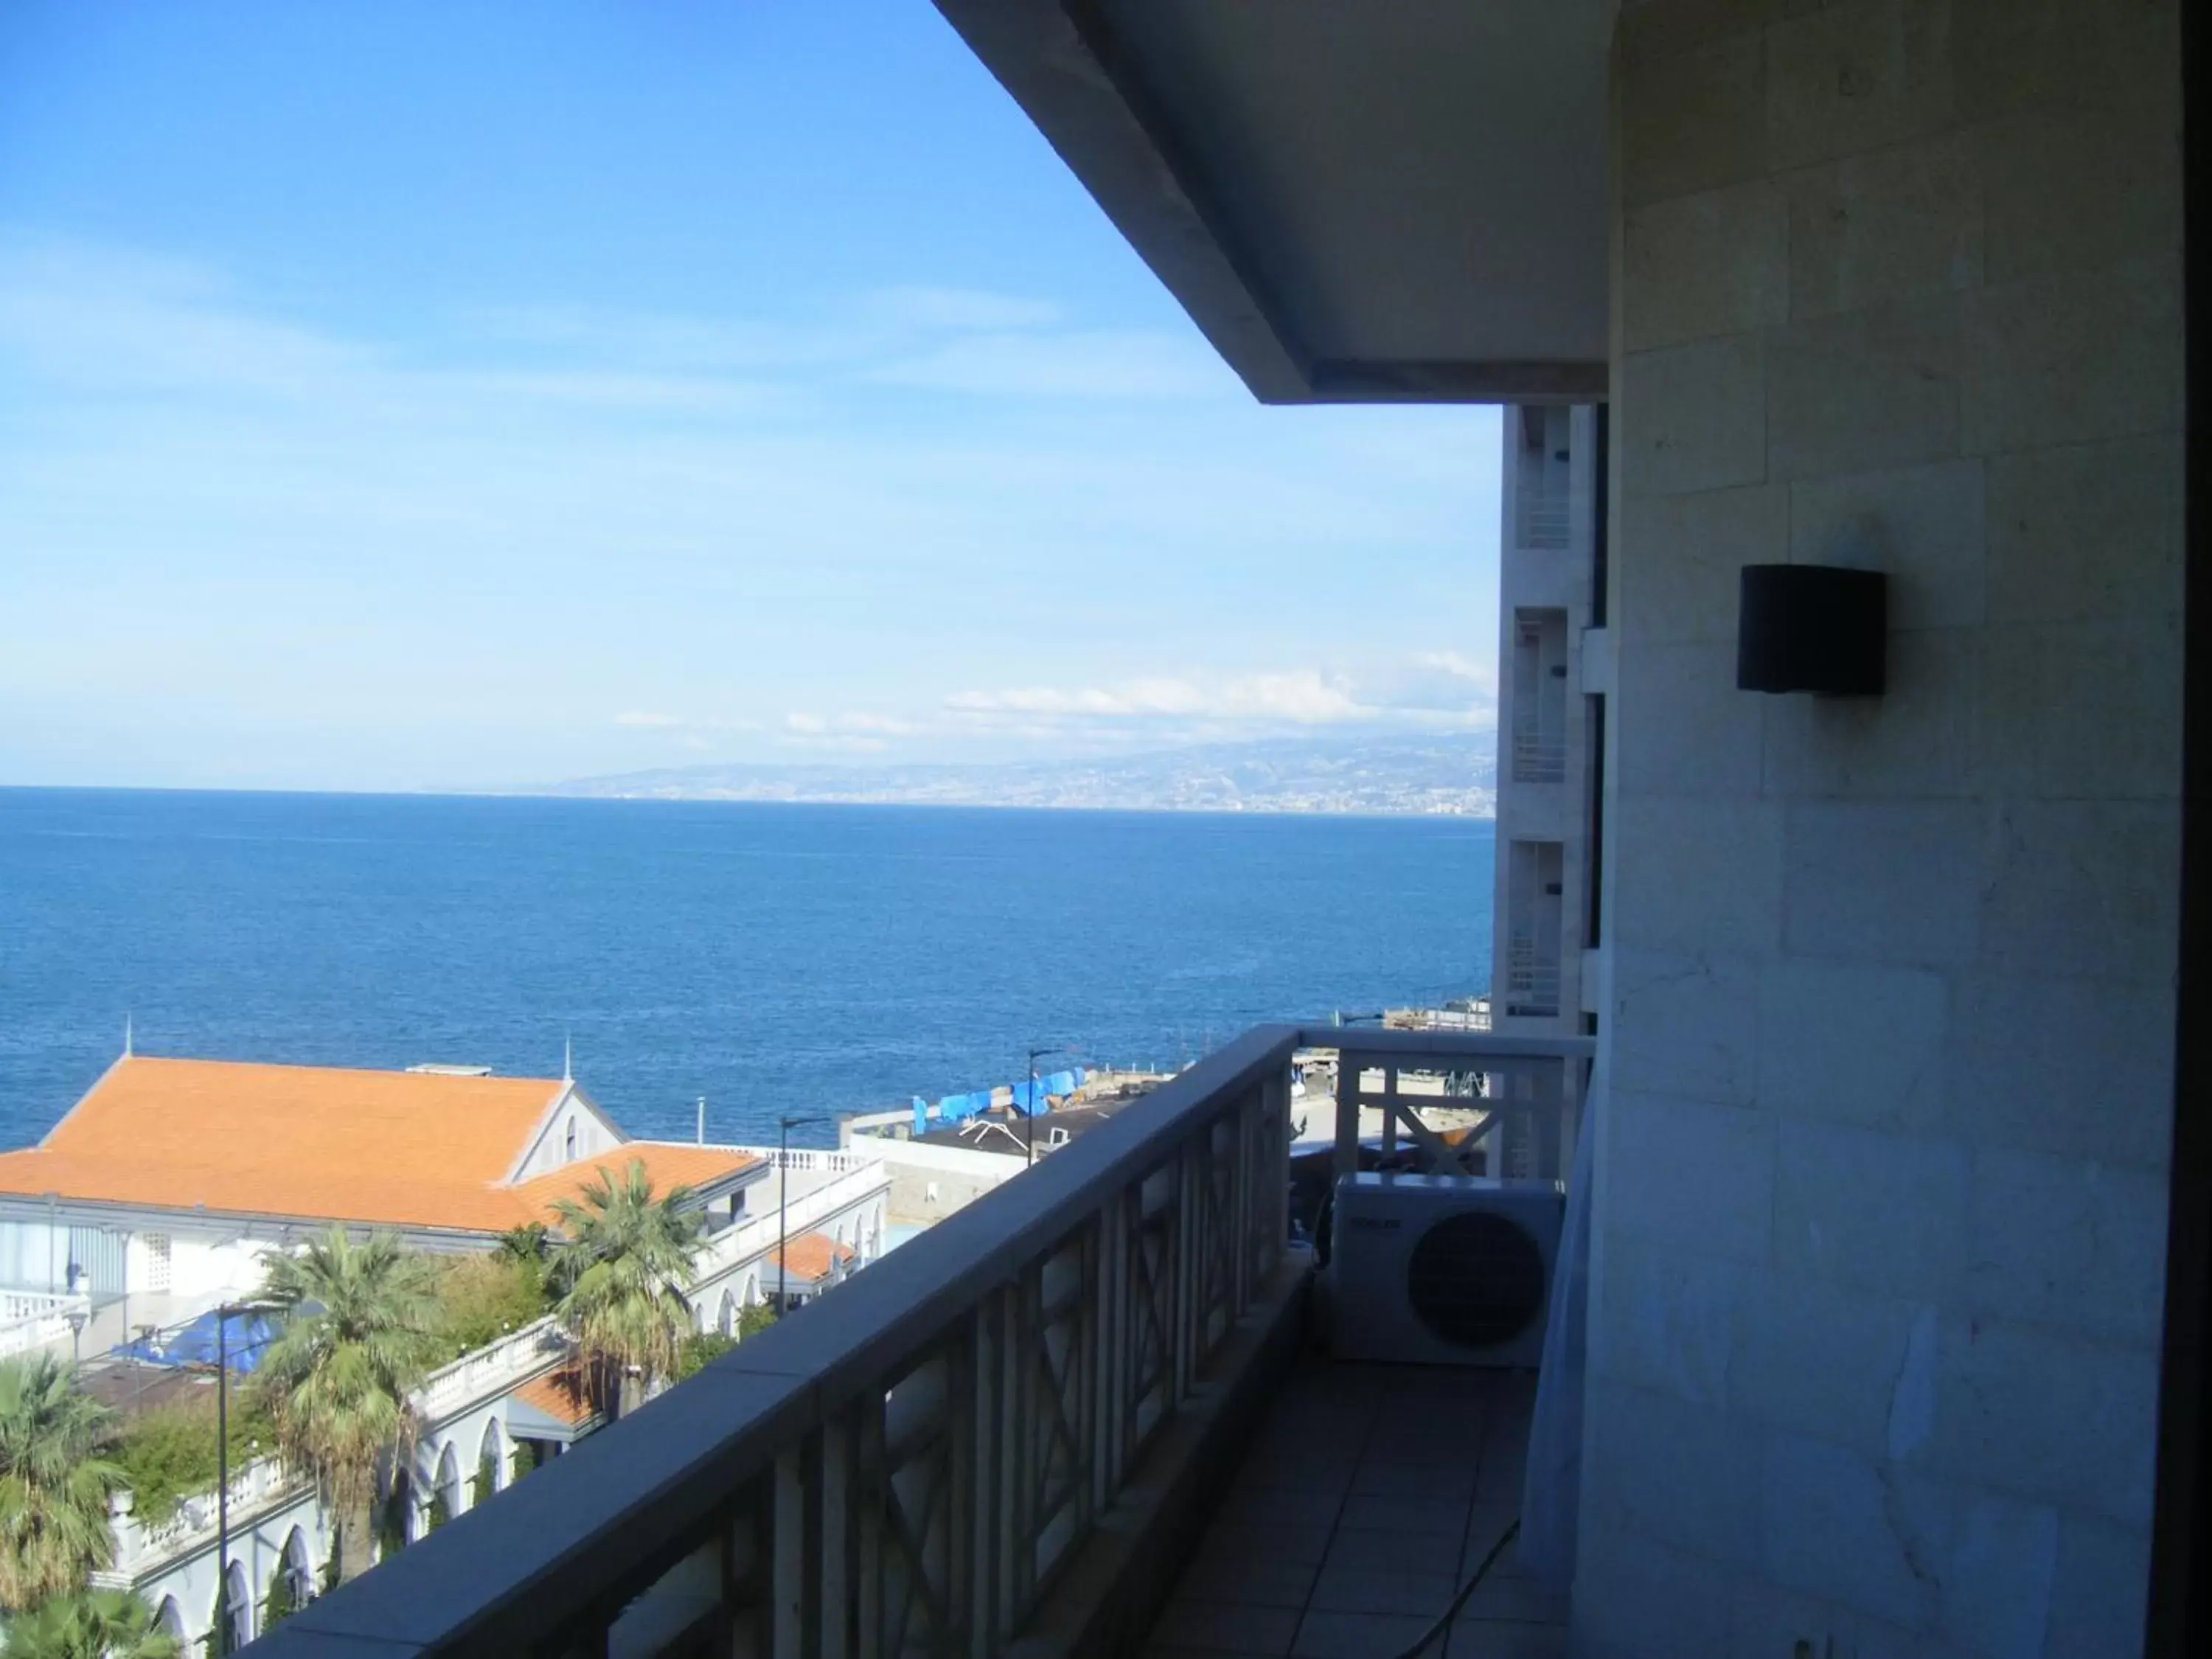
[613,710,683,728]
[944,663,1492,734]
[783,710,919,737]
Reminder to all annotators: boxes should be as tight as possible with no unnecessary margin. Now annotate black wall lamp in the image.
[1736,565,1886,696]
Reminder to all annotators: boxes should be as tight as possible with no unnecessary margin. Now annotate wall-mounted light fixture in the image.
[1737,565,1885,696]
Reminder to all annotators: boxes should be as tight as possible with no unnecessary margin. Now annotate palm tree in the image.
[549,1161,704,1419]
[253,1228,440,1583]
[1,1588,179,1659]
[0,1354,125,1613]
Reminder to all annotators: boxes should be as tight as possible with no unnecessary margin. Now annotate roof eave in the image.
[931,0,1607,407]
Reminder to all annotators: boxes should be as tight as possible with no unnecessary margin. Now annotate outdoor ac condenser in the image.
[1329,1172,1565,1368]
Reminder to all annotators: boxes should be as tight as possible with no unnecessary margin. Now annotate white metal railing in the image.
[692,1158,890,1279]
[251,1026,1306,1659]
[104,1455,313,1579]
[414,1315,570,1424]
[0,1290,90,1357]
[1512,731,1567,783]
[1388,1004,1492,1033]
[1520,500,1571,550]
[1506,941,1563,1015]
[754,1147,872,1175]
[1331,1026,1591,1185]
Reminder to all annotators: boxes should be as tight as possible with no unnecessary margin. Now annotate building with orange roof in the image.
[766,1231,858,1307]
[0,1051,769,1333]
[32,1049,894,1646]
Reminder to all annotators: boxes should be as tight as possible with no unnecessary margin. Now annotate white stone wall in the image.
[1585,3,2183,1655]
[122,1481,330,1655]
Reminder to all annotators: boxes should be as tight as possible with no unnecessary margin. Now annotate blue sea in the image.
[0,789,1494,1150]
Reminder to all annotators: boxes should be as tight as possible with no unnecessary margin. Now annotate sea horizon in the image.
[0,786,1496,1152]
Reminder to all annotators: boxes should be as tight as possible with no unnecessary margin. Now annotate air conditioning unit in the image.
[1329,1172,1565,1367]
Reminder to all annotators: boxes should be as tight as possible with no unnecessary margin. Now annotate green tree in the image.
[427,1252,549,1357]
[549,1161,704,1419]
[672,1329,737,1382]
[737,1300,779,1340]
[253,1228,441,1583]
[0,1588,178,1659]
[0,1354,125,1613]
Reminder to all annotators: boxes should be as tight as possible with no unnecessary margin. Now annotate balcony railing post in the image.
[853,1402,883,1659]
[1096,1182,1128,1502]
[821,1412,852,1659]
[771,1446,804,1659]
[1172,1138,1196,1402]
[995,1280,1025,1639]
[966,1300,997,1659]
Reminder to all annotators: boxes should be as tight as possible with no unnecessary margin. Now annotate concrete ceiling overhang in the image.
[934,0,1616,406]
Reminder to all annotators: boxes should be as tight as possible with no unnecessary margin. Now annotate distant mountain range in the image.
[523,733,1497,817]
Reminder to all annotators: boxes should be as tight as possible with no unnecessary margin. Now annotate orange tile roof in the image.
[0,1057,759,1236]
[509,1143,761,1222]
[512,1365,597,1427]
[771,1232,857,1284]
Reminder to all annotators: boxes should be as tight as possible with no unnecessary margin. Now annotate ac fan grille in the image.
[1404,1209,1548,1350]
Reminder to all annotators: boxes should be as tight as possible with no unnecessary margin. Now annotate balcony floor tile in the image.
[1152,1359,1563,1656]
[1293,1609,1437,1658]
[1444,1621,1569,1659]
[1150,1599,1301,1655]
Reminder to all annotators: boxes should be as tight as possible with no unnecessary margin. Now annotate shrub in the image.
[672,1331,737,1382]
[113,1394,278,1528]
[426,1253,549,1359]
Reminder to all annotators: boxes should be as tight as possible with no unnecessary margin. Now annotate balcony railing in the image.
[691,1156,889,1279]
[100,1455,313,1581]
[251,1025,1587,1659]
[1512,731,1567,783]
[255,1026,1298,1659]
[1334,1026,1587,1184]
[1519,498,1571,550]
[0,1289,90,1357]
[416,1314,571,1424]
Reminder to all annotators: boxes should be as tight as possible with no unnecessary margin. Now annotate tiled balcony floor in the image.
[1148,1357,1566,1659]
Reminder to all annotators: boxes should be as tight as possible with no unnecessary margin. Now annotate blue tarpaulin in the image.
[922,1068,1088,1124]
[118,1309,276,1373]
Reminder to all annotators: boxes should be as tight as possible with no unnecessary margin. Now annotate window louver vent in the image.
[1405,1211,1547,1349]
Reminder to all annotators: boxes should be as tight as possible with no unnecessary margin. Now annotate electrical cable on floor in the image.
[1385,1514,1522,1659]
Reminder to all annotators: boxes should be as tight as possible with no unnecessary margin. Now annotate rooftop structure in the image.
[0,1055,762,1237]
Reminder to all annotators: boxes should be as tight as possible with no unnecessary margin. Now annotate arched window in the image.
[717,1289,737,1338]
[381,1467,413,1557]
[212,1560,250,1654]
[476,1418,505,1506]
[155,1598,183,1641]
[564,1118,577,1160]
[268,1526,313,1627]
[432,1441,462,1530]
[742,1270,760,1307]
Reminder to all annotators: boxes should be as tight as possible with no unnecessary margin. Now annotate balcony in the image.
[1507,734,1565,787]
[250,1025,1586,1659]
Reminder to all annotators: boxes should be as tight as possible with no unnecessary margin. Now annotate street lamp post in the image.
[776,1115,827,1315]
[214,1299,267,1652]
[1023,1046,1069,1168]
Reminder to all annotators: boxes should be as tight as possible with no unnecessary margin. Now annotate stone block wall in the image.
[1585,3,2183,1655]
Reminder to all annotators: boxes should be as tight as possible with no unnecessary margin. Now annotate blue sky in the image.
[0,2,1499,791]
